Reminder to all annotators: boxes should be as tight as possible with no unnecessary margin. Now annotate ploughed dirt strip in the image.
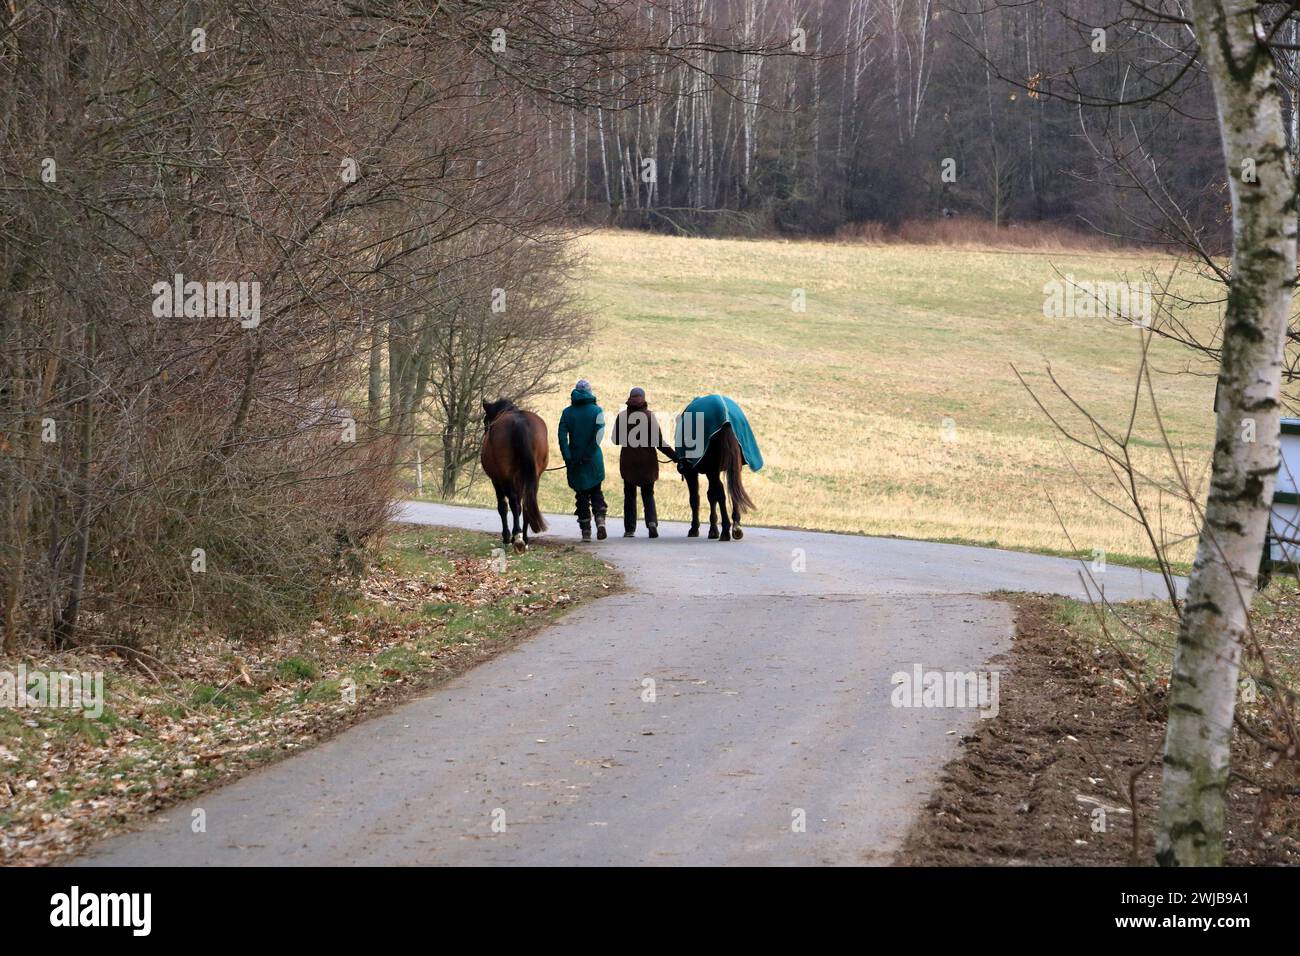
[897,596,1299,866]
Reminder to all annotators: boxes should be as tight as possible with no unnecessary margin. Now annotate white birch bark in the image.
[1156,0,1298,866]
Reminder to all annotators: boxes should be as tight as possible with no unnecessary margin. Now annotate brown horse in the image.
[481,399,548,552]
[683,424,754,541]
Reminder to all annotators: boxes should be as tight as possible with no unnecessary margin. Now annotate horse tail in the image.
[511,413,547,533]
[721,426,755,514]
[523,473,546,534]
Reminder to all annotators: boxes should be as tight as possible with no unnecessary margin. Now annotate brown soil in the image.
[897,595,1299,866]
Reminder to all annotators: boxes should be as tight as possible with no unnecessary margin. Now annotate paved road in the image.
[79,503,1177,866]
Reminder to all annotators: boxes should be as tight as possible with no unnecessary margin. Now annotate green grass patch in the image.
[189,683,262,710]
[276,657,319,682]
[1043,575,1300,697]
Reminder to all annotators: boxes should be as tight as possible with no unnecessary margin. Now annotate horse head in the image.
[482,397,517,431]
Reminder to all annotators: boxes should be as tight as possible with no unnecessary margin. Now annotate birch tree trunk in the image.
[1156,0,1298,866]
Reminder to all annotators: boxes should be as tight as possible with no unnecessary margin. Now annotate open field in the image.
[443,230,1222,565]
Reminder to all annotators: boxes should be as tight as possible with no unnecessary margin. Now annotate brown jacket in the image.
[611,400,674,484]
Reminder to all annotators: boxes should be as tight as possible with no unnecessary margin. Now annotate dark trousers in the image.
[574,485,607,523]
[623,482,658,533]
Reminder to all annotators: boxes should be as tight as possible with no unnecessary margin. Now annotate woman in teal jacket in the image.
[558,379,607,540]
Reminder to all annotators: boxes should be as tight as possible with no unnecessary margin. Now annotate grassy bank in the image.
[0,526,618,865]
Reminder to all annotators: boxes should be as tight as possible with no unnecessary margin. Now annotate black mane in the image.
[483,397,517,426]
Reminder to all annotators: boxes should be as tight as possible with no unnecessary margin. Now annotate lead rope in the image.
[482,411,574,473]
[484,411,681,473]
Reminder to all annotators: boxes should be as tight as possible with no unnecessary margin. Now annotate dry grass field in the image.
[443,230,1222,567]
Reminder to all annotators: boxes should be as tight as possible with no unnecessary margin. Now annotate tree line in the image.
[539,0,1236,248]
[0,0,779,649]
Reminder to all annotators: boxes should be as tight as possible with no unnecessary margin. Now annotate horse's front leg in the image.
[685,470,701,537]
[495,485,510,546]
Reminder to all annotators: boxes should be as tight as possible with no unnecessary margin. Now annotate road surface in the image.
[79,503,1178,866]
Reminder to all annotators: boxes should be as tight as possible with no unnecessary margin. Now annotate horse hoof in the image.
[732,527,743,540]
[708,527,719,540]
[687,526,700,538]
[720,529,731,541]
[512,534,526,554]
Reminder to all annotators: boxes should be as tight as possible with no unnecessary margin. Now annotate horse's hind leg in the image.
[508,489,526,553]
[731,487,743,540]
[494,484,510,546]
[707,472,728,540]
[715,472,732,541]
[685,470,701,537]
[521,488,531,547]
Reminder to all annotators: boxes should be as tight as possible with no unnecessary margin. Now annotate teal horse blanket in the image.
[674,394,764,472]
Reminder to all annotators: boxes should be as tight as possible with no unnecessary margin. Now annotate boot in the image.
[595,513,608,540]
[647,522,659,539]
[579,519,592,542]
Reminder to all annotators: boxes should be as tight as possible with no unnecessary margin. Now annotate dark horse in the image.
[675,394,761,541]
[481,399,548,552]
[683,424,755,541]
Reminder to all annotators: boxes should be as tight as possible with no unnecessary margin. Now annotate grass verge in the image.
[0,526,619,866]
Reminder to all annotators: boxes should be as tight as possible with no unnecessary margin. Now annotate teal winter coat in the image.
[558,388,606,491]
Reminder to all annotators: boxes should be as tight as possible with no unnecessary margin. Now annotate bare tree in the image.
[0,0,780,648]
[1155,0,1297,867]
[970,0,1300,865]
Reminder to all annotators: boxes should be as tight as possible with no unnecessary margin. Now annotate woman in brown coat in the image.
[611,387,677,537]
